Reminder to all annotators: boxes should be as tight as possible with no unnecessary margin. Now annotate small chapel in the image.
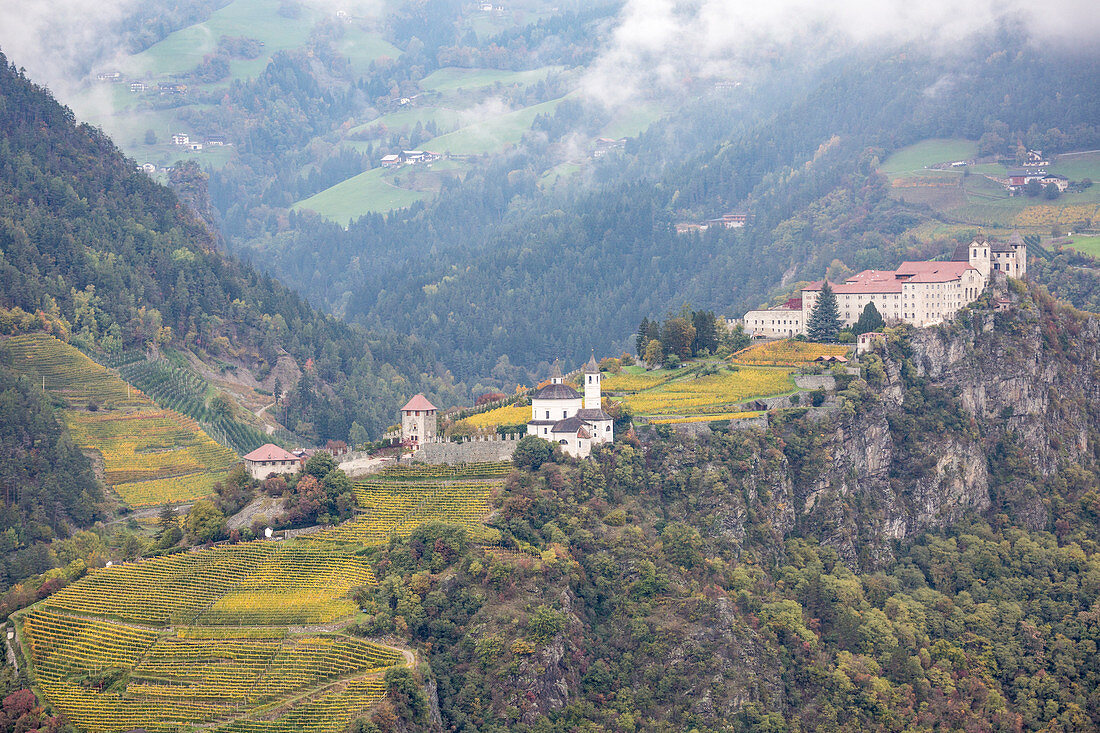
[526,355,614,457]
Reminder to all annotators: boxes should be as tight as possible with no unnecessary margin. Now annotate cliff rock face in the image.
[808,292,1098,565]
[666,289,1100,568]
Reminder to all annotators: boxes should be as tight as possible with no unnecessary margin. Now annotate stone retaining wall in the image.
[410,440,517,465]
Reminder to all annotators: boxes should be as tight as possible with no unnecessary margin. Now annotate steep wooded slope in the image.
[0,50,463,441]
[360,285,1100,731]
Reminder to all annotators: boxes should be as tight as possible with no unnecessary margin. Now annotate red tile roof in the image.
[243,444,298,462]
[803,261,977,293]
[896,261,976,282]
[401,394,437,412]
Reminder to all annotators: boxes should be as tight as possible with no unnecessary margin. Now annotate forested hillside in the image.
[230,39,1100,381]
[0,364,101,591]
[363,285,1100,731]
[0,51,465,443]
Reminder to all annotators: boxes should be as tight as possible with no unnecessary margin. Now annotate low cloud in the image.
[581,0,1100,107]
[0,0,137,101]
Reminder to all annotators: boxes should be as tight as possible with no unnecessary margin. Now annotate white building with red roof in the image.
[242,443,301,480]
[400,394,437,445]
[739,235,1024,336]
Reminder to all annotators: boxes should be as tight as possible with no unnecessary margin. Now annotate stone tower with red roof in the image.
[400,394,437,445]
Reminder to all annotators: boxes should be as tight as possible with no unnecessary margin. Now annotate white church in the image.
[527,355,614,457]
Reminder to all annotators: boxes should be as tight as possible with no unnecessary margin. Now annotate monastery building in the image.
[740,234,1026,337]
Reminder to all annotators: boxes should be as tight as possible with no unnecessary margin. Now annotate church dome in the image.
[533,383,581,400]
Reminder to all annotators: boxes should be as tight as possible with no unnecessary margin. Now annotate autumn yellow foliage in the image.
[731,340,851,367]
[622,367,792,416]
[602,370,675,393]
[465,402,530,427]
[1013,204,1099,227]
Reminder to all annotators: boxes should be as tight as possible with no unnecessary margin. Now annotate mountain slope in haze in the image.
[240,38,1100,382]
[0,50,465,443]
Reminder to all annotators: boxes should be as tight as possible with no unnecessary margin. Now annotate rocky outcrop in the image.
[656,290,1100,568]
[805,293,1098,564]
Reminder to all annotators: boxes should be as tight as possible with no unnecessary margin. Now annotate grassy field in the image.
[420,65,564,93]
[878,138,978,175]
[1,334,238,507]
[337,29,402,74]
[422,96,568,155]
[600,101,669,140]
[884,143,1100,230]
[1049,151,1100,181]
[292,167,431,224]
[1062,233,1100,257]
[348,106,465,138]
[539,161,583,188]
[124,0,318,79]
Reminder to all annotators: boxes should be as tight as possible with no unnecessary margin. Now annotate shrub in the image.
[513,436,551,470]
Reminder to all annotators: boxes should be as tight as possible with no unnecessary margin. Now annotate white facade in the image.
[743,236,1025,336]
[741,305,803,338]
[526,357,613,457]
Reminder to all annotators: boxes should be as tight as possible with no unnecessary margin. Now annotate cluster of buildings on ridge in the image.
[1004,150,1068,193]
[736,234,1026,339]
[396,355,613,459]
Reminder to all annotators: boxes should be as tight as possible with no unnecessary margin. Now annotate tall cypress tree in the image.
[852,302,884,336]
[636,318,650,356]
[807,282,841,342]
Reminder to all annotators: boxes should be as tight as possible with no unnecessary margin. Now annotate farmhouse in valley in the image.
[243,443,301,480]
[527,356,613,458]
[739,234,1025,337]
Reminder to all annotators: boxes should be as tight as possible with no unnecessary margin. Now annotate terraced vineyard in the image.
[119,357,272,455]
[1,334,238,506]
[19,463,512,731]
[618,366,794,418]
[18,542,402,732]
[307,463,508,546]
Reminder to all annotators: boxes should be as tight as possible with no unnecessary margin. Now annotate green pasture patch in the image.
[420,65,564,93]
[879,138,978,175]
[291,167,430,225]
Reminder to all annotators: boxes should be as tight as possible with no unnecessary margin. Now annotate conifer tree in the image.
[852,302,885,336]
[807,282,841,342]
[636,318,650,356]
[156,502,177,538]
